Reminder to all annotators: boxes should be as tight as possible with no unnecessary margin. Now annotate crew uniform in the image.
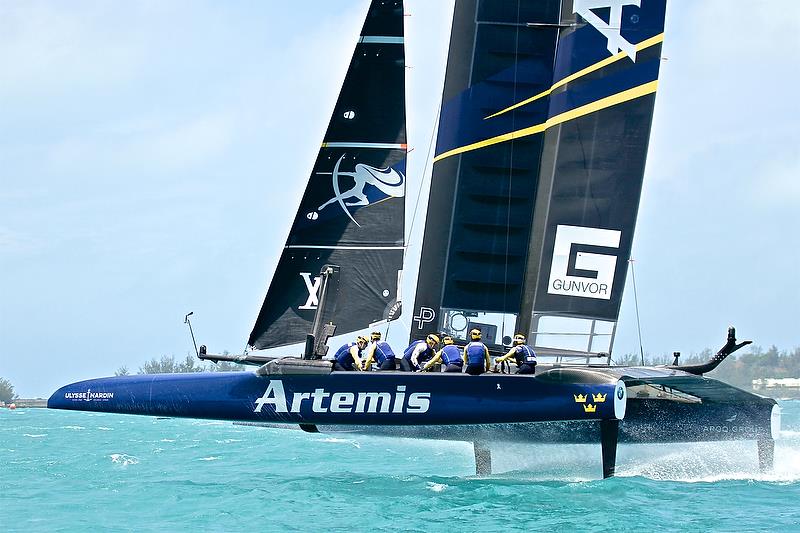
[463,329,491,376]
[333,336,368,371]
[421,336,462,373]
[400,334,440,372]
[494,334,537,374]
[361,331,397,371]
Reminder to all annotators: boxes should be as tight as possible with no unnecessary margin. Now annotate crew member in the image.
[420,335,462,373]
[494,333,537,374]
[361,331,397,371]
[333,336,367,371]
[400,334,440,371]
[463,328,491,375]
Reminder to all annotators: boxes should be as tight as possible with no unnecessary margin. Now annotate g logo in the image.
[547,225,621,300]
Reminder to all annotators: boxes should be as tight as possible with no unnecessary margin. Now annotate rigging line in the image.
[405,103,441,247]
[389,105,440,344]
[501,0,522,341]
[629,257,646,366]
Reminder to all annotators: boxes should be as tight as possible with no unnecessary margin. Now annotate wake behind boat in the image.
[49,0,779,479]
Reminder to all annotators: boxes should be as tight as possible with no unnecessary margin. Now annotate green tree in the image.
[115,366,130,376]
[209,360,247,372]
[176,354,204,373]
[0,377,18,403]
[139,355,181,374]
[138,354,213,374]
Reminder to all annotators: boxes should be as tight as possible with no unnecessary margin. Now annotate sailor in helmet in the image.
[400,334,440,372]
[463,328,491,375]
[361,331,397,371]
[493,333,537,374]
[333,335,368,371]
[419,335,462,373]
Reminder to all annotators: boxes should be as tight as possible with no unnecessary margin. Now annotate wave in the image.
[316,437,361,449]
[109,453,139,466]
[426,482,448,492]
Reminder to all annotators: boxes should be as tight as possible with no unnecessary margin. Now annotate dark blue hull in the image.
[47,366,777,445]
[47,370,625,427]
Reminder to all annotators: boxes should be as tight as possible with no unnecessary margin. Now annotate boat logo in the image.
[574,393,587,403]
[253,380,430,415]
[617,386,625,400]
[312,154,405,227]
[548,225,621,301]
[583,404,597,413]
[413,306,436,330]
[298,272,322,310]
[64,388,114,402]
[573,0,641,62]
[725,413,738,423]
[592,393,607,403]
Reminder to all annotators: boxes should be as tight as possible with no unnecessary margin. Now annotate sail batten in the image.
[248,0,407,351]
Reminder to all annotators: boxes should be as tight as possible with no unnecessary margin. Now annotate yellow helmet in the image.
[370,331,382,341]
[513,333,526,345]
[470,328,482,340]
[426,334,440,346]
[442,335,454,345]
[356,335,368,346]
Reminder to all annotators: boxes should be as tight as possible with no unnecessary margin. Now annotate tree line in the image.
[612,345,800,390]
[114,353,247,376]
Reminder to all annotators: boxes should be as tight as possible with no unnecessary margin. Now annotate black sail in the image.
[410,0,666,354]
[249,0,406,350]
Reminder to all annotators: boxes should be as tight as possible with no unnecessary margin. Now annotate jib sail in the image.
[248,0,407,350]
[410,0,666,354]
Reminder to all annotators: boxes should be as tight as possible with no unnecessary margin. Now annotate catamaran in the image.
[48,0,779,478]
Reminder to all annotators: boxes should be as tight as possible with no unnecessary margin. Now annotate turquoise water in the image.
[2,402,799,532]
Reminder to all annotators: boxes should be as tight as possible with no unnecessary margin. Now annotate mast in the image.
[249,0,407,350]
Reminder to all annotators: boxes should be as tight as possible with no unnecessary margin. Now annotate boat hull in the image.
[47,368,777,445]
[47,370,624,425]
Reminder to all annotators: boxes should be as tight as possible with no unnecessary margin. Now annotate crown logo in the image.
[592,393,607,403]
[583,404,597,413]
[573,394,587,403]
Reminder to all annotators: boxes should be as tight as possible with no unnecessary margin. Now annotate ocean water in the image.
[2,402,799,532]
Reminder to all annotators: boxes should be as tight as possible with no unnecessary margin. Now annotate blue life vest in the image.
[515,345,537,365]
[373,341,396,364]
[403,340,432,361]
[335,342,359,369]
[441,345,462,366]
[465,342,487,366]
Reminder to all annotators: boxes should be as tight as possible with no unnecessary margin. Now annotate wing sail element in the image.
[410,0,667,354]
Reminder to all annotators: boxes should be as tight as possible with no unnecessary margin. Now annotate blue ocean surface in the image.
[2,401,799,532]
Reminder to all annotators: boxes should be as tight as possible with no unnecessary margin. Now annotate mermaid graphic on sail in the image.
[312,154,405,227]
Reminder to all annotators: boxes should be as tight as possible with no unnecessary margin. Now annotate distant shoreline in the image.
[1,398,47,408]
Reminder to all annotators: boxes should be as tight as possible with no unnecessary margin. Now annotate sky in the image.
[1,1,798,398]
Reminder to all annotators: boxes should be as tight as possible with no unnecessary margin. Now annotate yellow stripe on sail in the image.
[484,33,664,120]
[434,80,658,163]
